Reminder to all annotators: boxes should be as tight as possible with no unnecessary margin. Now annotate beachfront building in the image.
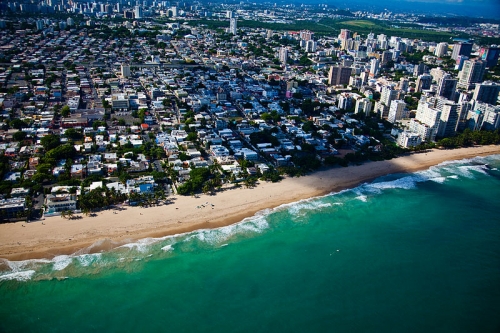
[0,198,26,220]
[45,194,77,215]
[397,131,422,148]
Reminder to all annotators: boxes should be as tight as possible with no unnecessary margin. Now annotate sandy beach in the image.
[1,145,499,261]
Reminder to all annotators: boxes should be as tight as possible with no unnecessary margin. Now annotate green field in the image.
[340,20,379,28]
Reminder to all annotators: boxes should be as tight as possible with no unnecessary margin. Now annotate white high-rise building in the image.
[134,6,142,19]
[369,58,379,77]
[305,40,317,53]
[388,100,407,123]
[279,47,288,64]
[458,59,486,90]
[380,85,398,107]
[434,42,448,57]
[226,11,233,18]
[229,18,237,35]
[410,98,442,142]
[355,98,373,117]
[170,6,177,17]
[438,101,460,138]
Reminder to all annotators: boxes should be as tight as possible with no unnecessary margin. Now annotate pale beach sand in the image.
[1,146,499,260]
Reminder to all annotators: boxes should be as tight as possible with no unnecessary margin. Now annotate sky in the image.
[324,0,500,18]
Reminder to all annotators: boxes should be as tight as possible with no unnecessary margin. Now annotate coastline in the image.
[1,145,499,261]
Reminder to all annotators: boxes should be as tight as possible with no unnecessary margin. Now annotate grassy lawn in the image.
[341,20,378,28]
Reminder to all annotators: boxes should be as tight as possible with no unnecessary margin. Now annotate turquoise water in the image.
[1,155,500,333]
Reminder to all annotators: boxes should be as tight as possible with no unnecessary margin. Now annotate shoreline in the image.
[1,145,499,261]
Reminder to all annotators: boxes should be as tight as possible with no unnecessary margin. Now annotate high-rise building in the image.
[430,67,446,84]
[388,100,408,123]
[437,74,457,101]
[300,30,314,41]
[399,77,409,92]
[380,85,398,107]
[226,10,233,18]
[369,58,379,77]
[416,74,432,92]
[458,59,486,90]
[229,18,237,35]
[413,62,428,76]
[328,65,352,86]
[455,55,469,71]
[355,98,373,117]
[438,101,460,138]
[339,29,351,41]
[170,6,177,17]
[279,47,288,65]
[411,98,442,142]
[381,50,392,66]
[434,42,448,57]
[478,46,500,68]
[121,63,131,78]
[67,17,74,26]
[134,5,142,19]
[36,20,44,30]
[451,42,472,60]
[305,40,316,53]
[469,102,500,130]
[472,81,500,105]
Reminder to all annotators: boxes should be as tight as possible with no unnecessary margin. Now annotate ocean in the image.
[1,155,500,333]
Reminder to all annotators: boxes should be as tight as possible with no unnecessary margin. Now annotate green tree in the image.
[9,119,29,130]
[13,131,27,141]
[41,134,61,151]
[60,105,71,117]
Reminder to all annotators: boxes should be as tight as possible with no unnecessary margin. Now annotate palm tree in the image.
[66,210,74,220]
[60,211,67,219]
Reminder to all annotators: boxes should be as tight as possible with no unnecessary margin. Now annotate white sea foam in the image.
[355,195,368,202]
[286,199,334,217]
[430,176,447,184]
[118,237,166,252]
[365,176,419,192]
[0,270,35,282]
[77,253,102,267]
[52,255,73,271]
[161,245,173,252]
[185,212,270,245]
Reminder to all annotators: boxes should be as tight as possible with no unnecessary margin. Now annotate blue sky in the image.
[326,0,500,18]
